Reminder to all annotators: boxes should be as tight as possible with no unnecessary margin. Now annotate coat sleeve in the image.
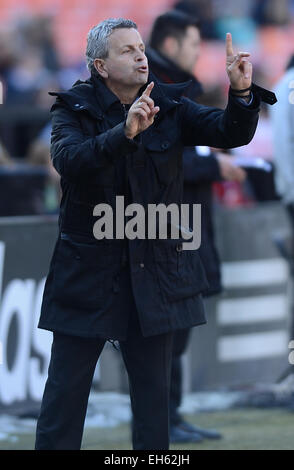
[179,91,261,149]
[50,100,139,182]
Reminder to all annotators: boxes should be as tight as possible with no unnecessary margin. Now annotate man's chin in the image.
[132,74,148,86]
[121,75,148,88]
[136,77,148,87]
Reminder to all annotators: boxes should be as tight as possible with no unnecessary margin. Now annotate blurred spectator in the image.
[18,15,60,73]
[4,47,58,107]
[0,25,19,85]
[173,0,219,39]
[252,0,291,26]
[229,102,279,202]
[0,18,58,161]
[271,53,294,225]
[213,0,257,47]
[26,122,60,214]
[270,53,294,376]
[213,66,279,206]
[0,18,59,107]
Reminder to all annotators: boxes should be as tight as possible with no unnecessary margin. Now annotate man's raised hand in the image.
[125,82,160,139]
[226,32,252,93]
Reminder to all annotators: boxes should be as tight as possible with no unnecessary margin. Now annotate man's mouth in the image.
[137,65,148,73]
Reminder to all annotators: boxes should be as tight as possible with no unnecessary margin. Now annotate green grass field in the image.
[1,408,294,450]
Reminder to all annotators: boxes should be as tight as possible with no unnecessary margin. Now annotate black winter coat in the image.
[38,71,261,339]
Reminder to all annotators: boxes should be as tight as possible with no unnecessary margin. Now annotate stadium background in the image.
[1,0,294,450]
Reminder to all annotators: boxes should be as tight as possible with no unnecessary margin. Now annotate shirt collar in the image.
[89,70,169,110]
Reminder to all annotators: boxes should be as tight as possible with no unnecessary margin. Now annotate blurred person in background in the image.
[0,18,59,215]
[4,47,58,107]
[271,55,294,350]
[0,16,60,108]
[252,0,290,26]
[270,53,294,399]
[271,54,294,229]
[0,16,59,162]
[19,15,60,73]
[0,25,19,85]
[174,0,291,29]
[16,15,61,108]
[211,0,257,46]
[228,67,279,203]
[147,9,246,444]
[173,0,218,39]
[26,122,61,214]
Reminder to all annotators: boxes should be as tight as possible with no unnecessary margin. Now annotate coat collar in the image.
[48,70,192,119]
[48,79,104,120]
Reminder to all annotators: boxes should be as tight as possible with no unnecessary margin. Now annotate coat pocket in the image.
[144,131,181,186]
[152,238,209,302]
[51,233,119,310]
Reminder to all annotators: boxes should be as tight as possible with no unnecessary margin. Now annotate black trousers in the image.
[35,265,174,450]
[169,328,191,426]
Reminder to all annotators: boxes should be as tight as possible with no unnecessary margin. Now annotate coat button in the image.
[140,262,145,268]
[74,103,81,108]
[176,244,183,252]
[161,141,170,150]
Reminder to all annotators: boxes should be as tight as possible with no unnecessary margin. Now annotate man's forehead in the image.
[108,28,144,48]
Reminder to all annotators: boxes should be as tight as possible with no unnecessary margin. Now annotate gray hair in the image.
[86,18,137,76]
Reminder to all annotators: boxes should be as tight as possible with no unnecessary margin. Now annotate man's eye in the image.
[123,49,130,53]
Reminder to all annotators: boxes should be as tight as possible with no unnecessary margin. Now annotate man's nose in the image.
[135,50,146,61]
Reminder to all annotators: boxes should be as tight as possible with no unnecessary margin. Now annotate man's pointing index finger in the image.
[142,81,154,97]
[226,32,234,57]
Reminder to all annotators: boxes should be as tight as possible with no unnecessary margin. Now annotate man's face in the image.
[166,26,201,74]
[96,28,149,87]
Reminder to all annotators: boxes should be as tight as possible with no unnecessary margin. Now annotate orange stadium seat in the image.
[0,0,292,83]
[0,0,173,65]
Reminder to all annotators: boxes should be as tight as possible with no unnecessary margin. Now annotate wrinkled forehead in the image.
[107,27,145,52]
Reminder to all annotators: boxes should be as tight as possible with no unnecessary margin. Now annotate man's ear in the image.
[160,36,179,57]
[94,58,108,78]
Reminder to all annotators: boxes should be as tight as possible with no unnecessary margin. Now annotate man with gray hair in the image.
[35,17,275,450]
